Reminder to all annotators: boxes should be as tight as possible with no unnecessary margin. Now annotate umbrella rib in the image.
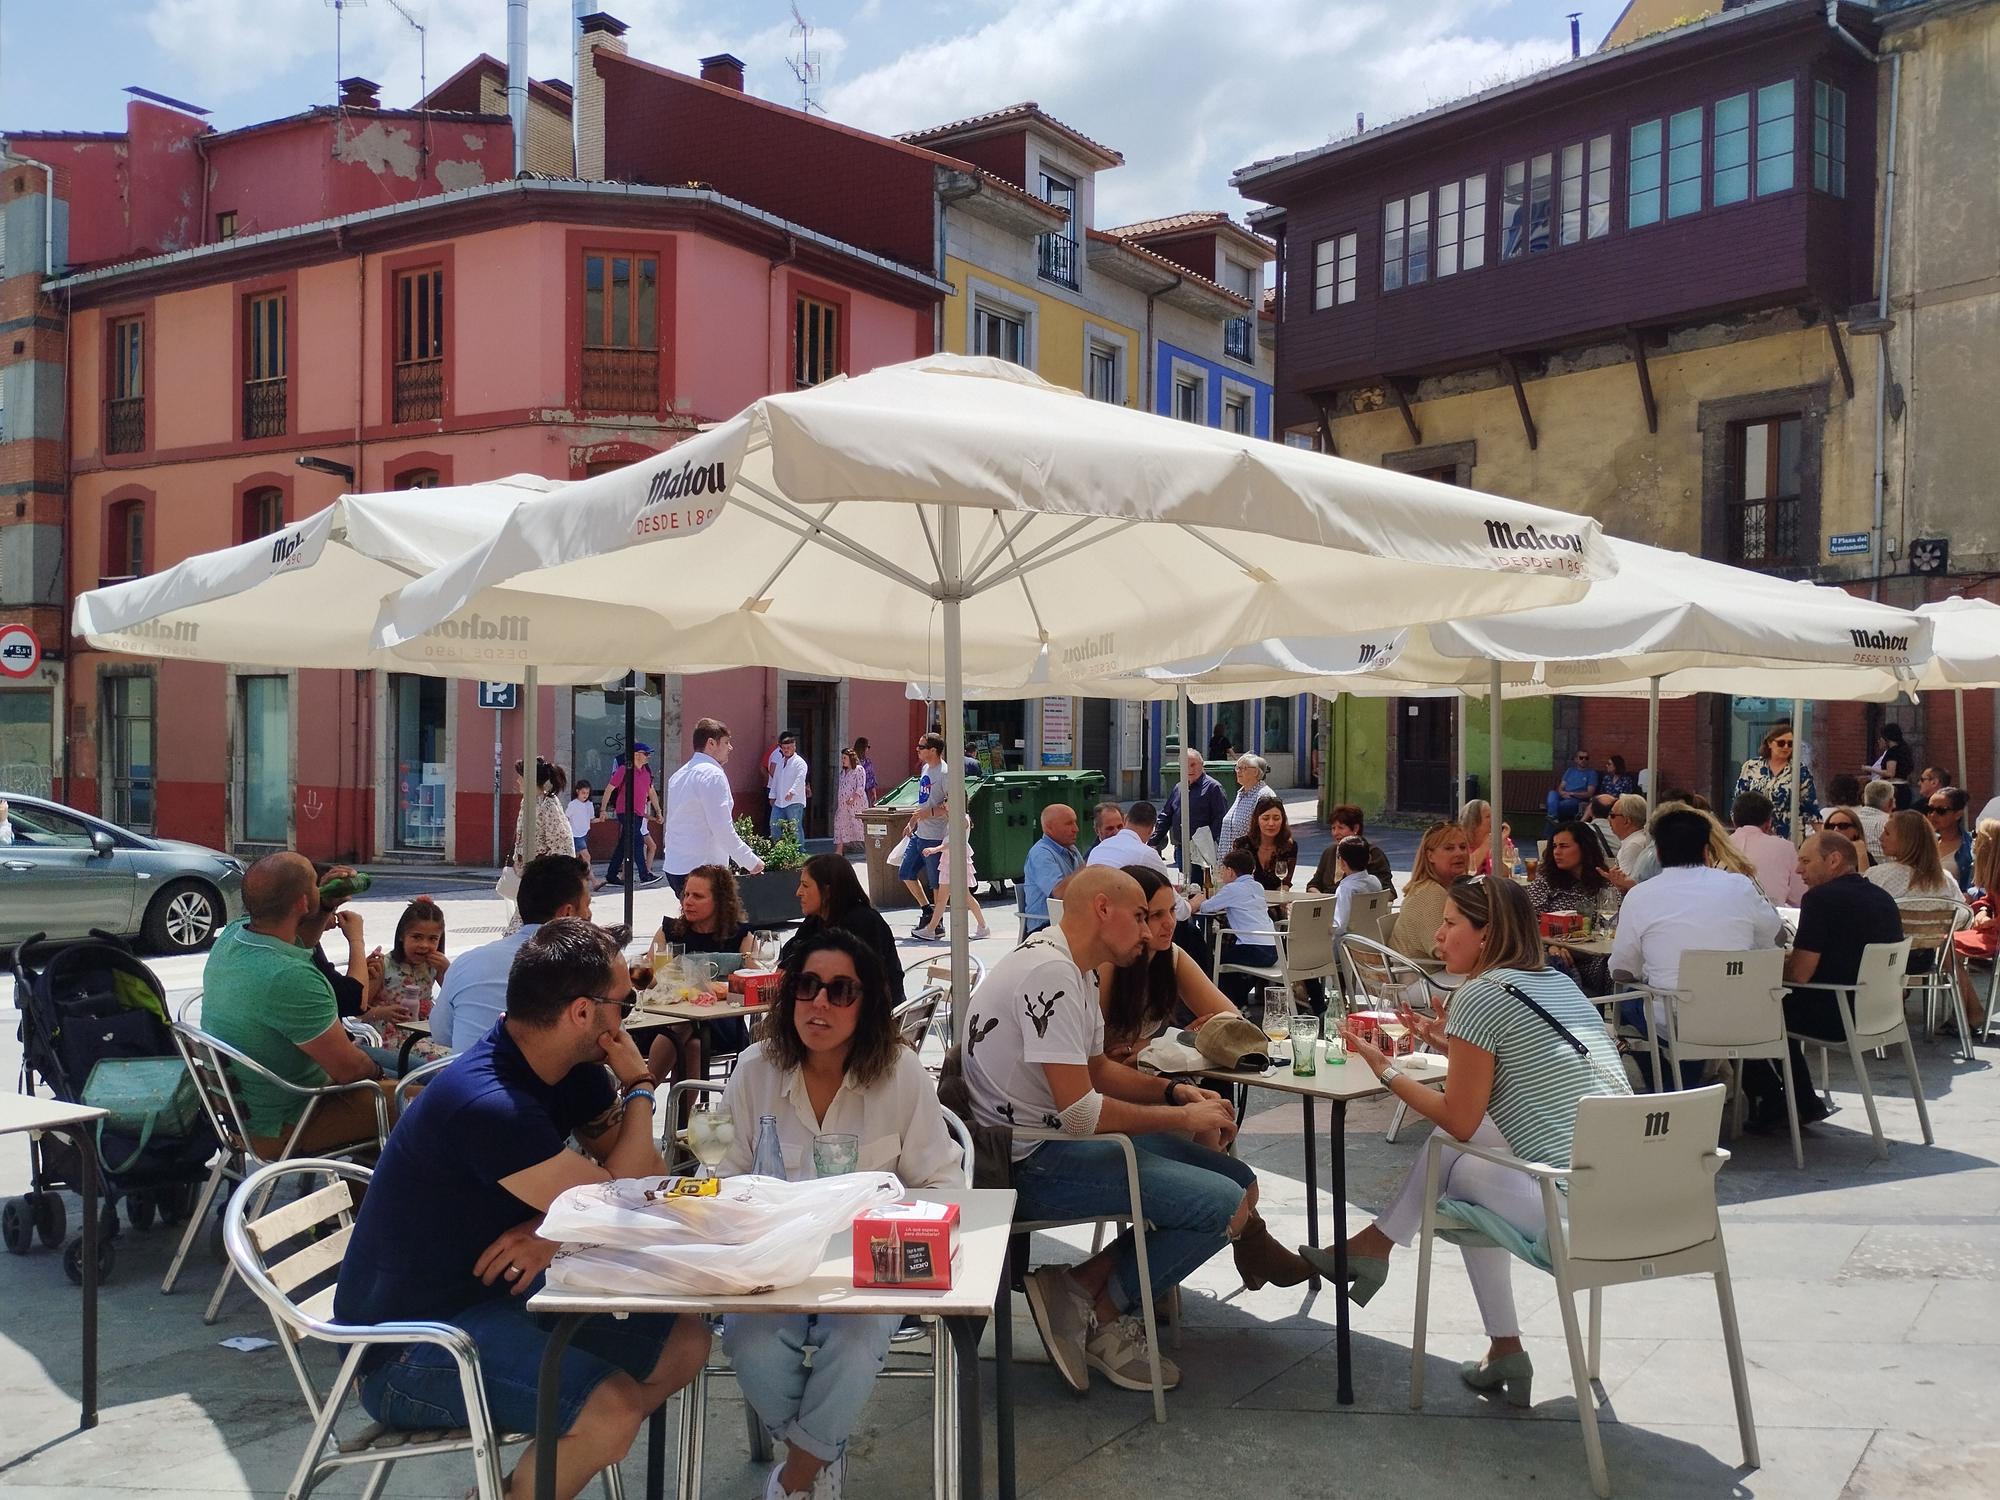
[964,512,1034,588]
[1177,524,1274,582]
[966,515,1105,594]
[1002,528,1051,642]
[744,501,841,605]
[971,518,1142,596]
[732,480,940,596]
[916,506,946,580]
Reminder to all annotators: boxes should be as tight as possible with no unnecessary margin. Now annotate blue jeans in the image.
[606,822,652,883]
[721,1313,900,1462]
[770,803,806,838]
[898,834,942,886]
[1012,1132,1253,1314]
[359,1296,679,1436]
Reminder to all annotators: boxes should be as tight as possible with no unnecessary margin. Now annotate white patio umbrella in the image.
[371,354,1615,1027]
[72,480,614,873]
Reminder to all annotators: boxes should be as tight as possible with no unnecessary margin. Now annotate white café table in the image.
[1196,1052,1448,1406]
[0,1093,108,1431]
[528,1186,1017,1500]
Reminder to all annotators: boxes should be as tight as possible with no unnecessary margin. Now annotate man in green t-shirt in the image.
[201,852,394,1156]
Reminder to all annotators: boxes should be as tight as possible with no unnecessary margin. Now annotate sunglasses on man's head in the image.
[788,972,865,1008]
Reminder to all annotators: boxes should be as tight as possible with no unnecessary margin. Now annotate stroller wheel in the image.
[128,1193,157,1231]
[2,1198,33,1255]
[158,1182,196,1227]
[35,1192,68,1250]
[62,1232,115,1286]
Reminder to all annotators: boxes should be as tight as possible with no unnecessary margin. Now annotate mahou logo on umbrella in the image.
[1483,518,1588,575]
[632,454,730,540]
[1848,627,1912,665]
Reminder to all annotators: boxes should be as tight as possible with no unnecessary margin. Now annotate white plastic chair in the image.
[1410,1086,1756,1498]
[1897,900,1973,1058]
[1788,938,1931,1159]
[1344,887,1395,948]
[676,1107,978,1500]
[223,1159,623,1500]
[1654,949,1803,1168]
[1010,1127,1172,1424]
[165,1020,391,1323]
[1210,894,1340,1013]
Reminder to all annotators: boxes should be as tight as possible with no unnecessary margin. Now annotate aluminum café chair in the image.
[1335,932,1450,1143]
[223,1158,624,1500]
[1896,899,1975,1059]
[1410,1086,1756,1499]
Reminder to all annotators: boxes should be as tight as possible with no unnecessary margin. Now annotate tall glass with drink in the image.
[685,1105,734,1179]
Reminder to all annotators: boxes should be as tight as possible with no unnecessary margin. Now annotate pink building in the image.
[1,45,940,863]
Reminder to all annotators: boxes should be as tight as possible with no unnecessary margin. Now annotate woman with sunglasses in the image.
[1733,722,1818,842]
[1928,786,1974,891]
[1868,809,1967,906]
[717,927,961,1500]
[1820,808,1873,873]
[1307,875,1629,1408]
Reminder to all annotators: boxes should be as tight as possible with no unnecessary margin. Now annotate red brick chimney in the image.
[698,52,746,91]
[338,76,381,109]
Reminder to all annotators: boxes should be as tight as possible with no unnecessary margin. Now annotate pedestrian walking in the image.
[833,746,867,854]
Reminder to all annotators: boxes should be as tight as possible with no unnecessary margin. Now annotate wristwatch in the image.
[1162,1079,1181,1105]
[1379,1063,1405,1085]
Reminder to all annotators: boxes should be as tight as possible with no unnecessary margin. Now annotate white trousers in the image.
[1374,1116,1546,1338]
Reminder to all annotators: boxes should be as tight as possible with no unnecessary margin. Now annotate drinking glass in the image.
[812,1133,861,1177]
[685,1106,734,1178]
[1290,1013,1320,1076]
[755,930,781,966]
[1260,985,1293,1062]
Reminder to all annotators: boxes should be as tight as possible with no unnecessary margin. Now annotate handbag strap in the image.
[1497,980,1591,1058]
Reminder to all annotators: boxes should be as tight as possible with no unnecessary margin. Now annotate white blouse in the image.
[718,1041,965,1189]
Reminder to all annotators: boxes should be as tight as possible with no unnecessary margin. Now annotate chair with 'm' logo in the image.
[1408,1084,1755,1498]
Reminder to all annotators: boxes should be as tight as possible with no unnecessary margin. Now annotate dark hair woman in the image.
[646,863,757,1092]
[719,924,965,1500]
[1318,875,1630,1405]
[1229,793,1298,891]
[780,852,900,986]
[1527,819,1621,995]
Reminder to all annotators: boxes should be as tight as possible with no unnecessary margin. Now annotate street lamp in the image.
[296,455,356,482]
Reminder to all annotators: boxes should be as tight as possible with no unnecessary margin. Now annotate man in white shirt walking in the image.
[1610,806,1782,1088]
[662,718,764,898]
[766,731,807,839]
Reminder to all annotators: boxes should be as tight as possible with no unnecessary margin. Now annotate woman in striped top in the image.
[1304,874,1630,1408]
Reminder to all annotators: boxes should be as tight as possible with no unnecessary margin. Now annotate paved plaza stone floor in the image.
[3,794,1998,1497]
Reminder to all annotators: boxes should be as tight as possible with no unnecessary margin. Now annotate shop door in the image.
[786,681,836,840]
[1397,697,1453,813]
[390,674,448,851]
[103,674,156,832]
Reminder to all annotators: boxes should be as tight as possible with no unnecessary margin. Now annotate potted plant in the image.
[732,816,808,926]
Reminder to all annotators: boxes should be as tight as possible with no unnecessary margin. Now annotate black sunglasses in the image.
[1825,819,1859,832]
[788,972,865,1008]
[586,989,636,1017]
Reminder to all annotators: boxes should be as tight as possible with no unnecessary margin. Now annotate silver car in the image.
[0,794,245,954]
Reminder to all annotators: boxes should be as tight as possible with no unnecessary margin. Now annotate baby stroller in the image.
[5,930,215,1283]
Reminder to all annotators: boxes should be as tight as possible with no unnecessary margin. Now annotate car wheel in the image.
[144,880,222,954]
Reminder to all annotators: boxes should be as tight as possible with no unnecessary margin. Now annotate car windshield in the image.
[7,803,97,849]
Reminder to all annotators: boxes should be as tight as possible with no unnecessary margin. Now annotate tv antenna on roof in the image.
[788,3,824,115]
[379,0,430,170]
[325,0,367,106]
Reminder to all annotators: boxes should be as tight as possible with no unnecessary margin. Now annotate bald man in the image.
[1020,801,1084,936]
[965,865,1303,1395]
[201,851,396,1157]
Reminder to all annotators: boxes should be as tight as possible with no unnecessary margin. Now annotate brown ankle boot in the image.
[1233,1211,1313,1290]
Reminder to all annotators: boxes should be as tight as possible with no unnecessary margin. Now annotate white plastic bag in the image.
[542,1171,904,1296]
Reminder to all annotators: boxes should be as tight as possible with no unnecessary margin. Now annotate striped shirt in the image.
[1445,965,1630,1174]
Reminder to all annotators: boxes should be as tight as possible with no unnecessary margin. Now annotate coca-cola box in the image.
[728,968,783,1006]
[851,1200,960,1290]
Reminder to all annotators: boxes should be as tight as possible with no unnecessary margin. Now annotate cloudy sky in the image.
[1,0,1628,225]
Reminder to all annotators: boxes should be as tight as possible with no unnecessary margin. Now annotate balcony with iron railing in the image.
[242,377,287,439]
[392,358,444,424]
[1223,317,1255,363]
[106,396,146,454]
[581,347,660,413]
[1037,232,1079,289]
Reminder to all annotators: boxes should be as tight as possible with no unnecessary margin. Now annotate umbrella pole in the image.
[1956,688,1969,799]
[1646,676,1661,815]
[517,664,539,892]
[941,507,968,1047]
[624,671,638,931]
[1792,699,1807,847]
[1454,691,1467,815]
[1489,662,1504,874]
[1179,684,1192,883]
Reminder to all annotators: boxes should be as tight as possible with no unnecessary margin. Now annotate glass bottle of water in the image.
[752,1114,787,1180]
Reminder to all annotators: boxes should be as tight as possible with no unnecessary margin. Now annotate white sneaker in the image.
[809,1454,844,1500]
[762,1461,805,1500]
[1084,1313,1182,1392]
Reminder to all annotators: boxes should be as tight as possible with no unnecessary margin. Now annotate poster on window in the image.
[1040,698,1073,768]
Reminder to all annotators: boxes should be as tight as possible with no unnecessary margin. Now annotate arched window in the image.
[393,467,442,490]
[105,496,147,580]
[242,485,285,541]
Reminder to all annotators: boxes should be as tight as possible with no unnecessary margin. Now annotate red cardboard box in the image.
[852,1200,960,1290]
[729,969,783,1006]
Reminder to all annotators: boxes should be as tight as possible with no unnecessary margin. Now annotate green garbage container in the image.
[863,774,980,907]
[965,770,1108,882]
[1156,758,1239,800]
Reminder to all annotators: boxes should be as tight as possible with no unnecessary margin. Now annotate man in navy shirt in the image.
[336,918,707,1500]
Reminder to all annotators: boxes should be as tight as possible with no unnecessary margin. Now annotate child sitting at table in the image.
[370,897,449,1060]
[1329,836,1385,938]
[1205,847,1280,1010]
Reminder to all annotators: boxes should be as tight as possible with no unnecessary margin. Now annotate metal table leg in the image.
[1329,1100,1353,1406]
[945,1314,988,1500]
[994,1273,1015,1500]
[645,1403,667,1500]
[66,1127,99,1430]
[533,1313,587,1500]
[1301,1096,1320,1290]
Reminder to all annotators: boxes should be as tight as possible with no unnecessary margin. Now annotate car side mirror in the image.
[90,830,116,857]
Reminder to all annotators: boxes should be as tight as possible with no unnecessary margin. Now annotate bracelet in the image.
[623,1086,657,1108]
[1162,1079,1180,1105]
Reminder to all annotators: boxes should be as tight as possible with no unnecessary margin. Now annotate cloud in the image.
[822,0,1572,229]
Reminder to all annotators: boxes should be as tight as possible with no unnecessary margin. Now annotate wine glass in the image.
[1260,985,1293,1062]
[755,930,780,967]
[685,1106,734,1179]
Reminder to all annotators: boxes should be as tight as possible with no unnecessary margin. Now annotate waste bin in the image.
[1156,759,1239,801]
[961,770,1108,882]
[861,774,986,907]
